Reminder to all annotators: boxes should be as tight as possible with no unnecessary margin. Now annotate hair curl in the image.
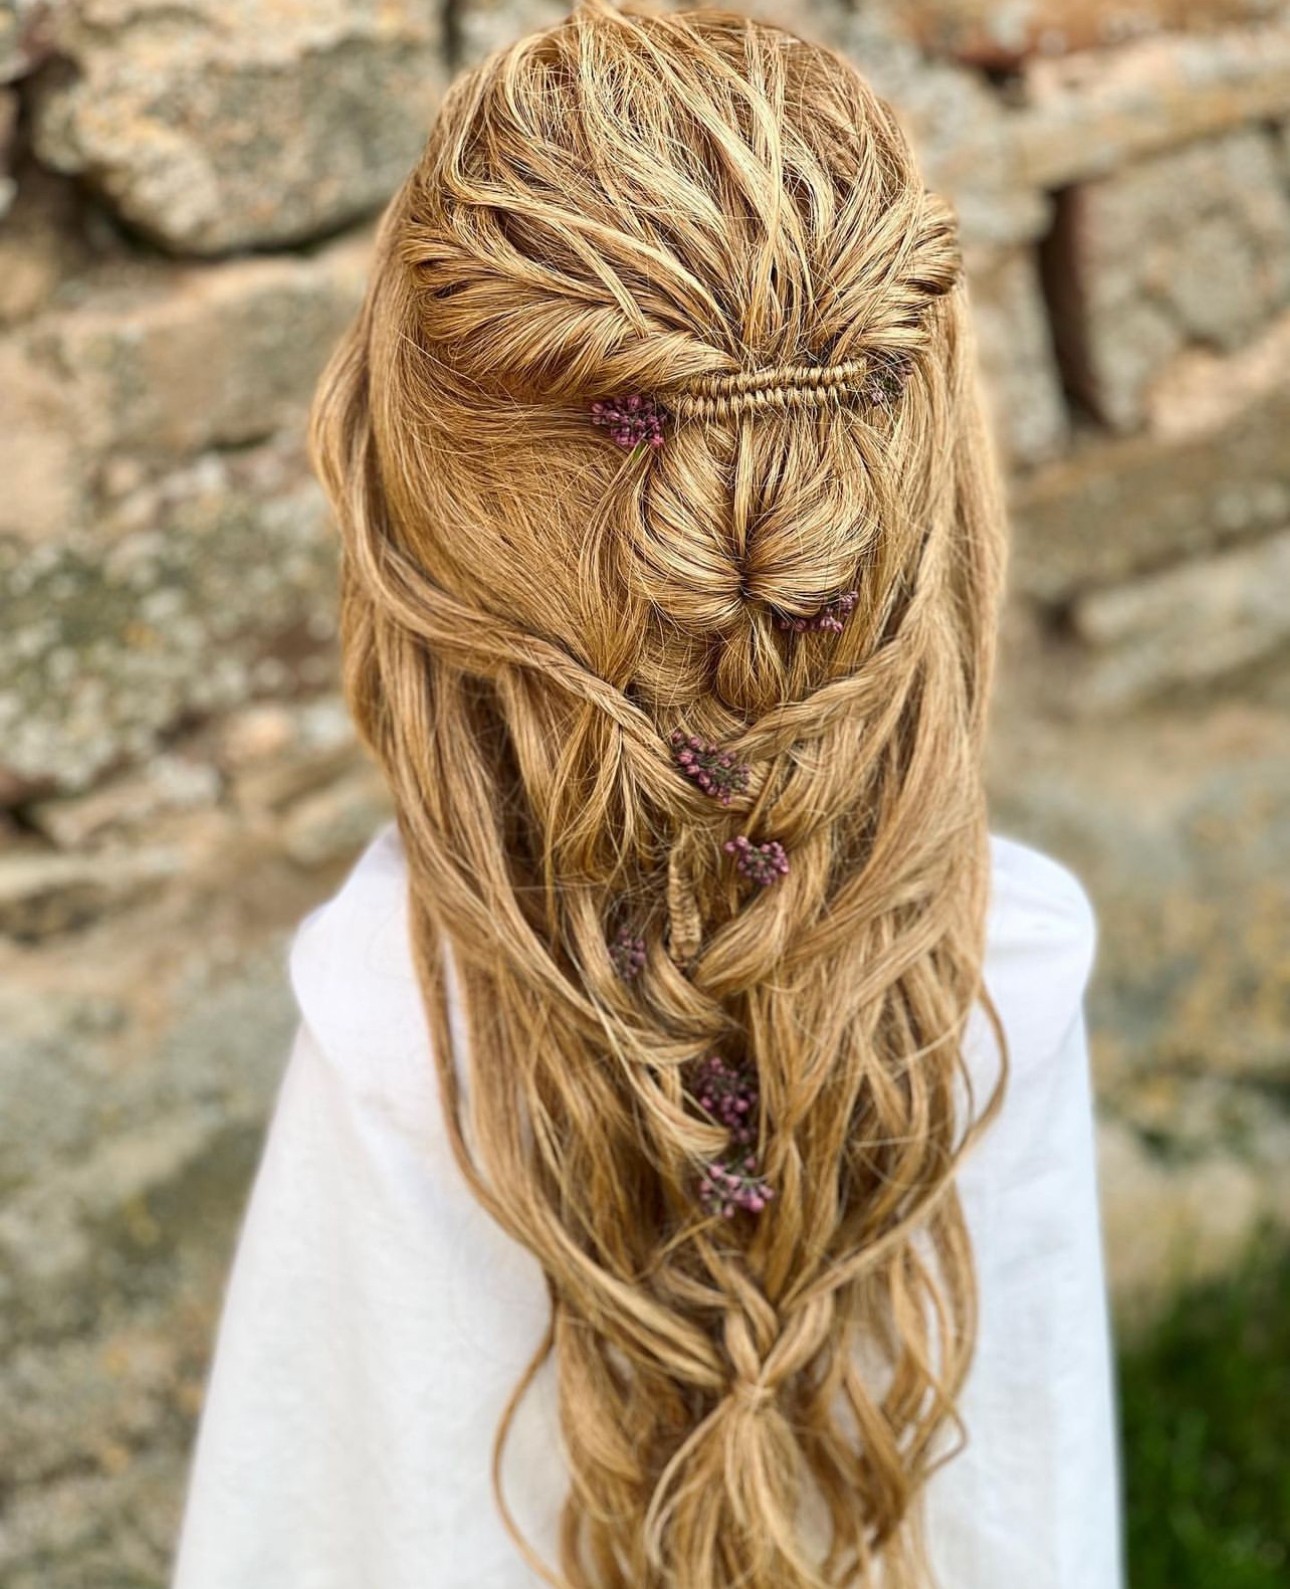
[309,3,1009,1584]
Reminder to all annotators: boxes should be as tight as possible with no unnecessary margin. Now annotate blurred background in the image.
[0,1,1287,1584]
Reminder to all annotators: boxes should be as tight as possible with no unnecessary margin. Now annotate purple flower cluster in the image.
[864,352,914,407]
[589,394,665,450]
[609,924,647,981]
[698,1154,776,1219]
[689,1055,773,1218]
[690,1053,759,1148]
[670,731,751,806]
[724,835,790,887]
[774,589,859,635]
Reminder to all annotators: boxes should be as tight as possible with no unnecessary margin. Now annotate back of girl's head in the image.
[311,2,1008,1584]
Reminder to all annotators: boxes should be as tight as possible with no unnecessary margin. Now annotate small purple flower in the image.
[589,393,665,450]
[724,835,790,887]
[688,1053,774,1219]
[698,1154,776,1219]
[774,589,859,635]
[864,352,914,407]
[608,924,647,981]
[689,1053,759,1147]
[669,731,751,806]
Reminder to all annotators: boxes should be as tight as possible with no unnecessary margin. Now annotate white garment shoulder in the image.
[980,831,1097,1079]
[287,824,438,1138]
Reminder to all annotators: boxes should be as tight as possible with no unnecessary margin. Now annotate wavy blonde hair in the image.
[309,3,1009,1584]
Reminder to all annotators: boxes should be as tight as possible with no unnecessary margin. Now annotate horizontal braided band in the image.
[661,360,875,420]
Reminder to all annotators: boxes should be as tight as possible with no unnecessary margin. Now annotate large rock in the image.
[453,0,571,66]
[898,2,1290,68]
[1010,383,1290,600]
[1045,125,1290,432]
[0,340,84,542]
[0,754,367,1585]
[0,0,54,83]
[967,244,1069,466]
[0,1007,275,1588]
[34,230,371,458]
[25,753,220,849]
[1,223,368,542]
[988,698,1290,1087]
[844,19,1052,249]
[0,845,183,938]
[30,0,442,255]
[1142,304,1290,439]
[1015,23,1290,186]
[0,167,88,327]
[1068,529,1290,708]
[0,443,338,793]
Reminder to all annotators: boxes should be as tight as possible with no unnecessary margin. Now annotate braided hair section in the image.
[309,6,1009,1588]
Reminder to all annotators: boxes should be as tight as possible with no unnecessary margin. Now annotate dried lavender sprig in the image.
[864,351,914,407]
[724,835,790,887]
[698,1154,776,1219]
[669,731,751,806]
[689,1053,759,1148]
[589,393,666,450]
[608,924,647,981]
[774,589,859,635]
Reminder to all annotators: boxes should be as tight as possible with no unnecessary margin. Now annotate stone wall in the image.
[1,1,1288,1582]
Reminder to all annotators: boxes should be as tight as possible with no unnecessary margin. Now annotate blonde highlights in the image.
[309,3,1009,1585]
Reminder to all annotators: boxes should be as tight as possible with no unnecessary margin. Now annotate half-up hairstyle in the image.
[309,2,1009,1585]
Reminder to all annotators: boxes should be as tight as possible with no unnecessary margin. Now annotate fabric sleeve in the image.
[169,1019,395,1589]
[924,1003,1126,1589]
[169,1012,560,1589]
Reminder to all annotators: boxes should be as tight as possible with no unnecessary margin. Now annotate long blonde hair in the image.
[309,3,1009,1584]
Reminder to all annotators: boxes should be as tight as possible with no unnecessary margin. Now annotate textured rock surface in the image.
[1069,530,1290,707]
[30,0,443,253]
[898,1,1289,68]
[988,701,1290,1088]
[1010,383,1290,598]
[1047,126,1290,431]
[0,338,83,541]
[0,168,90,326]
[967,244,1069,465]
[1144,304,1290,439]
[0,907,315,1587]
[0,0,53,84]
[35,233,372,458]
[2,3,1290,1583]
[1016,23,1290,184]
[0,446,338,792]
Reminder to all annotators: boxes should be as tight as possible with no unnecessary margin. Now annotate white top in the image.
[171,823,1124,1589]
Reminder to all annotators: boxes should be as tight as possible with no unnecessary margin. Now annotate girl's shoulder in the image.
[986,833,1096,983]
[980,832,1098,1081]
[286,821,424,1082]
[288,822,1097,1082]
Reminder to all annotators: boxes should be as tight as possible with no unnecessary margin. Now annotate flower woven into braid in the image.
[309,4,1009,1587]
[670,730,751,805]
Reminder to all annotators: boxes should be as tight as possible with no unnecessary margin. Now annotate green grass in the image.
[1120,1237,1290,1588]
